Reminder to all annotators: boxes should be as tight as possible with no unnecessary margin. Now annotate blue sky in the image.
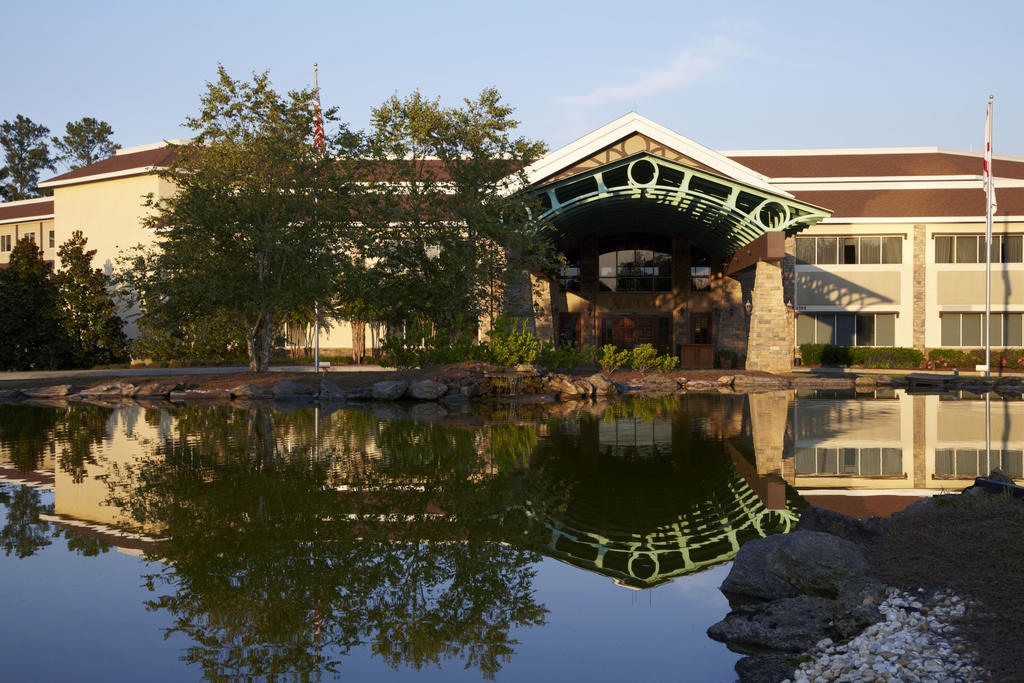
[5,0,1023,172]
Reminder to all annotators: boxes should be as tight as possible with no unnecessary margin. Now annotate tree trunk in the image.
[245,312,275,372]
[352,319,365,365]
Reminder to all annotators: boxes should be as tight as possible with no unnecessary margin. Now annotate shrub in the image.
[537,342,585,371]
[598,344,631,374]
[487,314,539,367]
[629,343,660,372]
[820,344,851,366]
[379,317,487,368]
[925,348,1023,370]
[848,347,923,369]
[656,354,679,373]
[799,343,827,366]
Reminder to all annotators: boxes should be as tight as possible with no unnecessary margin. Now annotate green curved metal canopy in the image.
[533,152,831,255]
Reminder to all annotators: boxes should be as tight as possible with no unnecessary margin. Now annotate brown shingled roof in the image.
[791,187,1024,219]
[729,152,1024,180]
[0,199,54,222]
[41,146,179,186]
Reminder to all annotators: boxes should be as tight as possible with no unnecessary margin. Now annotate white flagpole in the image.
[984,95,994,378]
[313,63,321,375]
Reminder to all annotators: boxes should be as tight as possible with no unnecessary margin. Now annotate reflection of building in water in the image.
[790,389,1024,514]
[522,396,803,589]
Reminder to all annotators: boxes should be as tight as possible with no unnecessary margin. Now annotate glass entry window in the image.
[598,235,671,292]
[600,315,671,353]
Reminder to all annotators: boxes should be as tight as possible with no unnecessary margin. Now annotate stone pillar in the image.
[580,238,599,347]
[745,260,792,374]
[532,274,554,344]
[913,224,926,352]
[671,237,689,353]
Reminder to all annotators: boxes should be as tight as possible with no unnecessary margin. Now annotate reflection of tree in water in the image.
[0,405,58,471]
[0,484,54,558]
[105,405,547,681]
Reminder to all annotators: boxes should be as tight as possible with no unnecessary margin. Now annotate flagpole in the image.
[984,95,994,378]
[313,62,321,375]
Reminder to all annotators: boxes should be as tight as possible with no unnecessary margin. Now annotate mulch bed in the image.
[862,495,1024,681]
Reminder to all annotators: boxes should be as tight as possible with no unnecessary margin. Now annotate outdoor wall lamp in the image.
[744,301,753,316]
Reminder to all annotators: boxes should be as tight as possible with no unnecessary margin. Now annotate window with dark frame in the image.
[935,235,1024,264]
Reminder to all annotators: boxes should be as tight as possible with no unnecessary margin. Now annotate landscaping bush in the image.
[486,314,539,367]
[925,348,1024,370]
[799,343,827,366]
[800,344,923,369]
[849,347,923,369]
[379,318,487,368]
[629,344,660,372]
[598,344,631,374]
[536,342,593,371]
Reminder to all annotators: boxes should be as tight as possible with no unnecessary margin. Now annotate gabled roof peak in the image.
[525,112,783,195]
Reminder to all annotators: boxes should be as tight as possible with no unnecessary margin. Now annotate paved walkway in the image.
[0,364,395,383]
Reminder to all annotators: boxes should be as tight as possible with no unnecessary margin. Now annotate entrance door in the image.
[558,312,581,348]
[599,315,671,353]
[680,314,714,367]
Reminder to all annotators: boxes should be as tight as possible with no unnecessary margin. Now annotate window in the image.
[935,448,1023,479]
[559,263,581,293]
[49,230,55,248]
[598,236,671,292]
[796,313,897,346]
[0,234,11,252]
[794,446,903,476]
[690,248,711,291]
[940,312,1023,347]
[935,235,1024,264]
[796,235,902,265]
[25,232,35,243]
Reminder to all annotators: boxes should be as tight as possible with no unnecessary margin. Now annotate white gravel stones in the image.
[783,588,986,683]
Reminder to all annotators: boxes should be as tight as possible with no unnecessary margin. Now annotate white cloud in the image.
[554,42,738,108]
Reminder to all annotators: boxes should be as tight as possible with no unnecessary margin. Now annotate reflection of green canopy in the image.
[519,451,803,589]
[533,153,830,255]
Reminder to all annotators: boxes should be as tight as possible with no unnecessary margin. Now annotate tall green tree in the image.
[0,114,54,200]
[52,117,120,170]
[120,67,360,372]
[0,237,71,370]
[356,89,553,342]
[54,230,130,367]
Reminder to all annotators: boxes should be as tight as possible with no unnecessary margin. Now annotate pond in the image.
[0,389,1020,681]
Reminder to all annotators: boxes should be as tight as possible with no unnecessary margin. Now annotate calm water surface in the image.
[1,389,1019,681]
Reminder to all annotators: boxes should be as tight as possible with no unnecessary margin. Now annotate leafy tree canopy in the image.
[55,230,130,367]
[52,117,120,170]
[121,66,360,372]
[0,237,71,370]
[0,114,54,200]
[353,89,554,339]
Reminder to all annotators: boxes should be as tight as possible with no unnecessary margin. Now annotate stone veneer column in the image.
[913,224,926,352]
[913,394,926,489]
[745,260,793,374]
[580,238,599,347]
[671,237,689,353]
[531,274,554,344]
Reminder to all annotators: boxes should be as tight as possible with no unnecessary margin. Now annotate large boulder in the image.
[130,382,183,398]
[22,384,72,398]
[720,531,870,600]
[586,373,618,396]
[639,375,680,394]
[318,380,346,402]
[796,506,881,544]
[230,384,274,399]
[273,380,317,399]
[545,374,591,400]
[707,595,839,653]
[78,382,136,397]
[734,654,800,683]
[406,379,447,400]
[372,380,409,401]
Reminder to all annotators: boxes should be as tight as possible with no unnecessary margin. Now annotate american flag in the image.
[313,64,325,153]
[984,98,997,211]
